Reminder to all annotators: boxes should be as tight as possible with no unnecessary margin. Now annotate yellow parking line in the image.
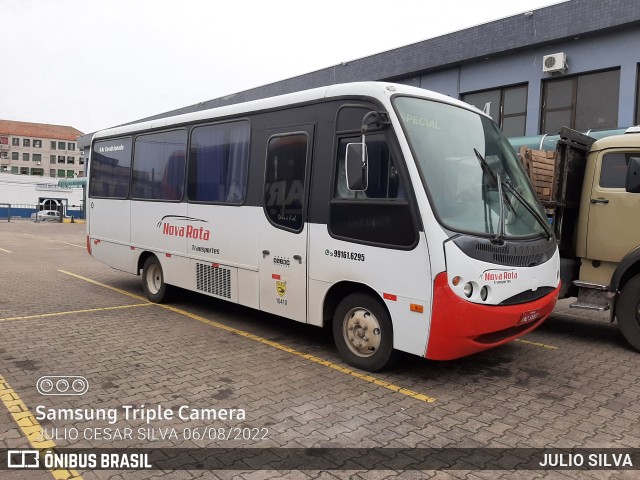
[0,247,11,253]
[59,270,436,403]
[0,374,82,479]
[22,233,84,249]
[514,338,558,350]
[0,303,153,323]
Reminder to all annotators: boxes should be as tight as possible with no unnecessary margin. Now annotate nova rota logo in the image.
[157,216,211,241]
[481,269,518,282]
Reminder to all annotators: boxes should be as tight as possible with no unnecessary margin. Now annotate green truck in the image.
[521,126,640,350]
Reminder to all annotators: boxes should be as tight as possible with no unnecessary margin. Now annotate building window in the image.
[34,139,42,148]
[461,84,527,137]
[79,158,85,165]
[541,69,620,134]
[33,154,41,163]
[67,170,74,178]
[50,155,56,164]
[68,142,75,151]
[58,141,66,150]
[57,169,65,178]
[79,171,84,177]
[51,141,57,150]
[23,139,30,147]
[23,153,29,161]
[12,152,19,160]
[20,167,29,175]
[11,166,18,174]
[0,152,7,159]
[50,169,56,177]
[58,156,65,163]
[67,156,75,164]
[12,138,20,146]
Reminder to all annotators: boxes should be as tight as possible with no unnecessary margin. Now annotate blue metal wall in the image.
[410,28,640,135]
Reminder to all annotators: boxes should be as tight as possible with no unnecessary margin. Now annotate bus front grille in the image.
[196,263,231,299]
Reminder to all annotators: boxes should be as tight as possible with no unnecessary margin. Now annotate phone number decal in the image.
[325,249,365,262]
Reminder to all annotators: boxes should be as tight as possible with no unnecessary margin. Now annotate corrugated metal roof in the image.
[0,119,83,141]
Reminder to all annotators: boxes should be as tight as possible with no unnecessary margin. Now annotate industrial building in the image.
[78,0,639,154]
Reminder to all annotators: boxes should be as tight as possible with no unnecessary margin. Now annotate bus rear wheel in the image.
[617,274,640,352]
[142,256,171,303]
[333,293,395,372]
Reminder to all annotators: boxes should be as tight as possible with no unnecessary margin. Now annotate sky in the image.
[2,0,565,134]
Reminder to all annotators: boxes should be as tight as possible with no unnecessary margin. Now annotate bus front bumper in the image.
[425,272,560,360]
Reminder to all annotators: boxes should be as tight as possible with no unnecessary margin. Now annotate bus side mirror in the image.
[626,157,640,193]
[346,142,368,191]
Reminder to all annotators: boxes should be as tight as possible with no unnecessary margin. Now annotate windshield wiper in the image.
[503,180,554,240]
[474,148,512,244]
[495,173,506,244]
[473,148,515,214]
[474,148,553,241]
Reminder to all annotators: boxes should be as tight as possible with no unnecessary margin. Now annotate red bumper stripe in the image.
[426,272,560,360]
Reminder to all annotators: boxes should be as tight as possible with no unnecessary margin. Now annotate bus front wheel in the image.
[142,256,170,303]
[333,293,395,372]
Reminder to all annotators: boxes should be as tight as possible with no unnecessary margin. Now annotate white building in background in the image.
[0,172,83,211]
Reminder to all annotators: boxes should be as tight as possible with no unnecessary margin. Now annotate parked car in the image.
[31,210,61,222]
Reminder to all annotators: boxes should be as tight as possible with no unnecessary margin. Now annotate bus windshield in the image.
[394,96,547,238]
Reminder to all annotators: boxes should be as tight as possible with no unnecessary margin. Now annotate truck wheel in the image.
[142,256,171,303]
[333,293,395,372]
[617,274,640,352]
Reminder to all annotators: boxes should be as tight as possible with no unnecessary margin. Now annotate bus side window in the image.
[334,134,403,199]
[188,121,250,204]
[90,137,132,199]
[263,133,308,232]
[131,130,187,201]
[330,134,417,248]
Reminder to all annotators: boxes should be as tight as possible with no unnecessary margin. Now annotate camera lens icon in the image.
[37,376,88,396]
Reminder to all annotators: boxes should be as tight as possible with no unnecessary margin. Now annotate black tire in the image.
[617,274,640,352]
[141,256,171,303]
[332,293,395,372]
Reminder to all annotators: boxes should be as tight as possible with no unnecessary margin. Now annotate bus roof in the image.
[92,81,483,141]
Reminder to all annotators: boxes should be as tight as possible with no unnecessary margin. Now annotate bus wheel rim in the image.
[343,307,382,357]
[147,264,162,294]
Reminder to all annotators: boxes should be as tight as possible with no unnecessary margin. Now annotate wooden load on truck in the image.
[519,128,596,259]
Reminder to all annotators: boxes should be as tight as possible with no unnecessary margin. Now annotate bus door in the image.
[259,125,314,322]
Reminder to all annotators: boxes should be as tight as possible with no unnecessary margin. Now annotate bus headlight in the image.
[480,286,488,301]
[463,282,473,297]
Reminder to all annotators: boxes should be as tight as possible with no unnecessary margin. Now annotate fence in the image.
[0,203,84,221]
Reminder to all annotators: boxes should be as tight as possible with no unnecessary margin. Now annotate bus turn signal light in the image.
[452,276,461,286]
[410,304,424,313]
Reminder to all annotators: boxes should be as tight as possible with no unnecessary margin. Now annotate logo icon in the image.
[276,280,287,297]
[37,376,89,396]
[7,450,39,468]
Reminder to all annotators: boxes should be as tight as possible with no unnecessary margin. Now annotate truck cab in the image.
[547,126,640,351]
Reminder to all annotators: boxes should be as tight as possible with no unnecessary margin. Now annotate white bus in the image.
[87,82,560,371]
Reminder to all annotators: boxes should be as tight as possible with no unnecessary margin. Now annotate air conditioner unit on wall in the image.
[543,52,567,73]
